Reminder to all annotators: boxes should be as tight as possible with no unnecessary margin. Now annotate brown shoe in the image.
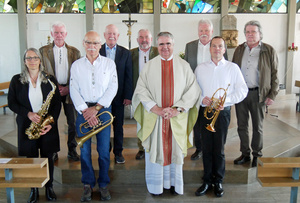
[135,151,145,160]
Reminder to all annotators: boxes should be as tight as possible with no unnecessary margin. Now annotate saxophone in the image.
[25,72,56,140]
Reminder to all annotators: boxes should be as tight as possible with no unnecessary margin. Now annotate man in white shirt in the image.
[184,19,216,161]
[130,29,159,160]
[40,21,81,162]
[70,31,118,202]
[194,36,248,198]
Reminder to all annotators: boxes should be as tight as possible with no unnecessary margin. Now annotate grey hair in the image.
[156,32,174,44]
[198,19,213,30]
[20,48,47,84]
[51,21,67,33]
[137,29,152,39]
[244,20,263,40]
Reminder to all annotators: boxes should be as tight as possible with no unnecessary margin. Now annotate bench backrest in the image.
[0,82,10,90]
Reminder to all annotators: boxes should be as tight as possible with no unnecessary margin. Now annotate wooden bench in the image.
[0,82,10,114]
[257,157,300,203]
[0,158,49,203]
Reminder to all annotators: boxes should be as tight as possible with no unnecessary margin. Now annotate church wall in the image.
[0,13,292,93]
[293,14,300,93]
[94,14,154,51]
[26,14,86,57]
[0,14,20,83]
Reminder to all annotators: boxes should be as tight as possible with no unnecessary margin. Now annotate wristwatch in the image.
[176,107,183,113]
[95,105,101,111]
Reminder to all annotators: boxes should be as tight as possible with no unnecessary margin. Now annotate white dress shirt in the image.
[53,44,68,84]
[70,54,118,114]
[138,48,150,73]
[197,41,211,65]
[195,58,248,107]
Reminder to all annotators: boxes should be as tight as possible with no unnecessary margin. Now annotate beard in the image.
[139,43,150,50]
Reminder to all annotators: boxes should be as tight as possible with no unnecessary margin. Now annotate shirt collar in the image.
[244,41,262,48]
[210,57,226,66]
[84,54,101,64]
[105,44,117,51]
[54,43,66,49]
[160,54,173,61]
[198,40,210,47]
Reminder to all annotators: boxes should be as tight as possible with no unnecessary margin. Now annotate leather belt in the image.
[248,87,258,91]
[86,102,97,107]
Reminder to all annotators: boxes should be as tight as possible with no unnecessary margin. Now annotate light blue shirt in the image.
[105,44,116,61]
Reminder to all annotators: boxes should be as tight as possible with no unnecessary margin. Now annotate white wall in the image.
[0,14,20,83]
[94,14,154,51]
[293,14,300,93]
[0,13,292,92]
[27,14,86,55]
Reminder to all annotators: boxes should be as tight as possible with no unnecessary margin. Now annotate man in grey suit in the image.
[184,19,228,161]
[40,21,81,162]
[184,19,214,160]
[130,29,159,160]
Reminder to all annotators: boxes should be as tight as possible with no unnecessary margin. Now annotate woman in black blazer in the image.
[8,48,61,203]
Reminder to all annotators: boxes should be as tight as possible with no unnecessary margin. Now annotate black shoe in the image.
[135,151,145,160]
[115,154,125,164]
[45,186,57,201]
[195,183,212,196]
[170,186,178,195]
[99,186,111,201]
[27,188,39,203]
[233,155,251,165]
[252,157,258,167]
[52,152,58,162]
[214,183,224,197]
[68,150,80,161]
[81,184,92,202]
[191,150,202,161]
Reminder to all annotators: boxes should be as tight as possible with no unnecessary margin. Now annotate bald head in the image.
[83,31,101,62]
[104,24,120,49]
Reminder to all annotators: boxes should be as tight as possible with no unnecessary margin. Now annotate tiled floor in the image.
[1,91,300,202]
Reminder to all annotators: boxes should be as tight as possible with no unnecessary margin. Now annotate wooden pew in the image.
[0,82,10,114]
[0,158,49,203]
[257,157,300,203]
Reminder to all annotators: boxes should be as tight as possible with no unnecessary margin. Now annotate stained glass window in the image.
[0,0,16,13]
[27,0,85,13]
[94,0,153,13]
[229,0,287,13]
[161,0,221,13]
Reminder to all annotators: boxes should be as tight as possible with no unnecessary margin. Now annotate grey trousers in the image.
[235,89,265,157]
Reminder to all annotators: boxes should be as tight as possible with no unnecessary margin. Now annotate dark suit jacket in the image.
[130,46,159,90]
[100,44,133,105]
[39,42,81,104]
[8,74,61,156]
[184,39,228,72]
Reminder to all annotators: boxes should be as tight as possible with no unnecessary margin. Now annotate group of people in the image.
[7,18,278,202]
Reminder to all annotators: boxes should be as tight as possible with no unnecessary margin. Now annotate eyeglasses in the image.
[25,56,40,61]
[85,41,101,45]
[158,42,172,47]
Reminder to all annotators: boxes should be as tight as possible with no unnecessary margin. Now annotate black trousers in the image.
[112,103,125,155]
[61,95,77,152]
[193,108,202,151]
[199,106,231,184]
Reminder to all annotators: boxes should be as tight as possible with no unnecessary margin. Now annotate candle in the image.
[292,43,294,49]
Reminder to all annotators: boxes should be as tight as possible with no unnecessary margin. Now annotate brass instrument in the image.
[204,84,230,132]
[76,111,114,148]
[25,72,56,140]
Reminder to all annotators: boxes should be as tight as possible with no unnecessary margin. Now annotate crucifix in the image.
[122,13,137,50]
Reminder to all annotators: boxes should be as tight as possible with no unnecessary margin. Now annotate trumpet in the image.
[204,84,230,132]
[76,111,114,148]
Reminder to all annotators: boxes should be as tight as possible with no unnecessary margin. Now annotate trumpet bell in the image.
[206,123,216,132]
